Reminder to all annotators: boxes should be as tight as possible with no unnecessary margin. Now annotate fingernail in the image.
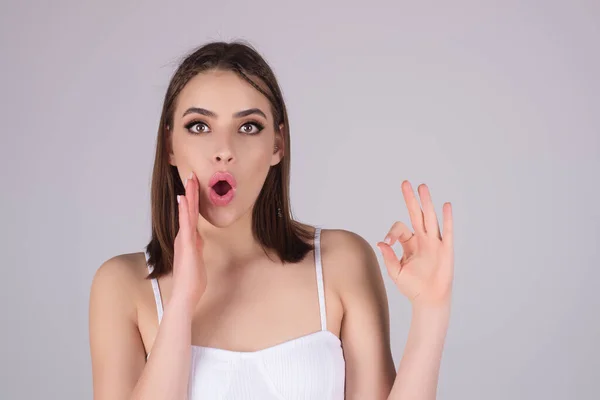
[177,195,181,204]
[189,171,194,180]
[184,178,188,187]
[384,236,391,245]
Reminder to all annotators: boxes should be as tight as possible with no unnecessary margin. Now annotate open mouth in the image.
[212,180,233,197]
[208,171,237,206]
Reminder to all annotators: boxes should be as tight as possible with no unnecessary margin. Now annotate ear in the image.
[165,124,177,166]
[270,123,285,166]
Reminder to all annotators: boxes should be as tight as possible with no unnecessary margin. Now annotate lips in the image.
[209,171,237,190]
[208,171,237,206]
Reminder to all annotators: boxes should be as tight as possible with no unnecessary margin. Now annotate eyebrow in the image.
[182,107,267,120]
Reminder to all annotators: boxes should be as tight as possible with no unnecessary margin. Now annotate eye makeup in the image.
[183,119,265,135]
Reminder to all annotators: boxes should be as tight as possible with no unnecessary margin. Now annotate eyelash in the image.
[184,119,265,135]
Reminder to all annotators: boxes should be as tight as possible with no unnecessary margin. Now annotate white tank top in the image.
[145,227,346,399]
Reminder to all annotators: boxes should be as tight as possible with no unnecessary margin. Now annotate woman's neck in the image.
[196,208,265,269]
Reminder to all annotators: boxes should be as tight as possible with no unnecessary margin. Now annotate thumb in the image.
[376,242,401,283]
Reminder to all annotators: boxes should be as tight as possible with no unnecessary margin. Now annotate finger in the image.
[186,172,199,225]
[418,184,441,239]
[402,181,425,234]
[192,172,200,218]
[376,242,401,282]
[188,174,202,244]
[383,221,414,246]
[177,194,190,237]
[183,173,194,224]
[442,202,453,249]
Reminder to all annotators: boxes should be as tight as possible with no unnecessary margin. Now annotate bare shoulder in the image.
[320,229,380,274]
[319,228,374,259]
[319,228,386,303]
[89,252,149,398]
[319,229,396,395]
[90,252,148,305]
[89,251,151,334]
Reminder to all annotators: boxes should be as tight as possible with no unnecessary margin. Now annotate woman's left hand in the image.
[377,181,454,309]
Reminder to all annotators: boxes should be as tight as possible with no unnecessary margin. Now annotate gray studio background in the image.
[1,1,598,399]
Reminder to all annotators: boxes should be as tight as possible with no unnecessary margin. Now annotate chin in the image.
[199,205,246,229]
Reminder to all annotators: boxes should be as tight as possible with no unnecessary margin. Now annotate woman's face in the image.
[169,69,284,228]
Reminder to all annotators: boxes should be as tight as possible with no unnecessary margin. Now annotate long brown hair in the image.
[145,41,314,279]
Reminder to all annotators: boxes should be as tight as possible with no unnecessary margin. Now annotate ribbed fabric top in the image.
[145,227,346,399]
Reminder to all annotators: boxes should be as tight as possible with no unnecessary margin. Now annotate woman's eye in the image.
[240,122,264,135]
[185,121,209,134]
[185,121,208,135]
[184,121,264,135]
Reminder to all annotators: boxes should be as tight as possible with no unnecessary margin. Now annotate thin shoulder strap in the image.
[314,227,327,331]
[145,251,164,324]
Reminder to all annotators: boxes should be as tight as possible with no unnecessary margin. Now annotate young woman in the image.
[89,41,454,400]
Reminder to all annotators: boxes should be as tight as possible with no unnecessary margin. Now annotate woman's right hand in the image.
[172,171,207,315]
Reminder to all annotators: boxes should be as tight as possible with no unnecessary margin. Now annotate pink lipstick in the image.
[208,171,237,206]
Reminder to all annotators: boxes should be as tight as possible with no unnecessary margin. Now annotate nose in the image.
[213,148,234,164]
[212,133,236,165]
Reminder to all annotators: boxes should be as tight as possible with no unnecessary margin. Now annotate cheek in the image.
[173,137,205,167]
[242,138,272,167]
[241,148,273,193]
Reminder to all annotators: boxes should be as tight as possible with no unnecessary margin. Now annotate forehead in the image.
[175,69,273,121]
